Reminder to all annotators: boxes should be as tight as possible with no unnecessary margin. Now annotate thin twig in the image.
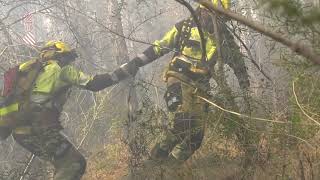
[0,46,8,56]
[224,23,272,81]
[0,46,8,71]
[0,4,57,31]
[59,3,177,53]
[198,95,287,124]
[19,154,35,180]
[227,116,317,150]
[198,0,320,64]
[292,79,320,127]
[77,85,117,149]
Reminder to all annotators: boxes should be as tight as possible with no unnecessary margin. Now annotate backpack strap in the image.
[16,59,47,112]
[174,18,193,56]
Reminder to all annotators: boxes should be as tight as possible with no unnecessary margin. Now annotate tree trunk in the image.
[107,0,140,174]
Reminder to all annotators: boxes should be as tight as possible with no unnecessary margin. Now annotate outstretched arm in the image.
[108,25,180,81]
[59,65,117,92]
[84,73,118,92]
[60,25,181,92]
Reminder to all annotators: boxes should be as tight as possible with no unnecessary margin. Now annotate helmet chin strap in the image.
[57,57,76,66]
[40,41,78,66]
[55,50,78,66]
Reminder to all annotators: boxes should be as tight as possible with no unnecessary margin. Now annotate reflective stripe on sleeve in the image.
[0,103,19,116]
[13,126,32,134]
[137,53,151,65]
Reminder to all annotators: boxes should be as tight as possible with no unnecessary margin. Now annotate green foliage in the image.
[265,0,302,17]
[289,74,320,139]
[271,47,320,142]
[261,0,320,26]
[302,8,320,25]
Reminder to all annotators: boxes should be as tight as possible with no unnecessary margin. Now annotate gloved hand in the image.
[84,56,145,92]
[112,58,140,81]
[85,73,116,92]
[119,58,139,77]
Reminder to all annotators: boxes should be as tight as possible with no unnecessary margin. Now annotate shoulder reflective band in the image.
[0,103,19,116]
[13,126,32,134]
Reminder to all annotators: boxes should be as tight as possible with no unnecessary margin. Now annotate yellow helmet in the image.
[200,0,230,10]
[42,40,72,53]
[41,41,77,60]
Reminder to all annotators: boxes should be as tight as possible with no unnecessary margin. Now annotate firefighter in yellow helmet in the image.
[0,41,121,180]
[107,0,250,164]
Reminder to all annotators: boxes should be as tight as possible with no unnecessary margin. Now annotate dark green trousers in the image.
[151,78,208,162]
[12,108,86,180]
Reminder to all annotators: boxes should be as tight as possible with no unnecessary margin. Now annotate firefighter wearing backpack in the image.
[106,0,250,163]
[0,41,120,180]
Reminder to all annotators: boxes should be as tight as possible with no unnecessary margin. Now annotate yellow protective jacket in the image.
[153,20,216,61]
[17,59,92,104]
[0,56,118,118]
[0,59,93,128]
[28,60,91,102]
[0,58,117,135]
[138,18,250,90]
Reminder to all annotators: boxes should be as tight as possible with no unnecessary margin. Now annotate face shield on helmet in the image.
[41,41,78,65]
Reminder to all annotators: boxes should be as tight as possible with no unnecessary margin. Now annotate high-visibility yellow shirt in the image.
[19,60,92,102]
[153,26,216,61]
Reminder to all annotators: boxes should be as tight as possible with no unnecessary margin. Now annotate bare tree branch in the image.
[199,0,320,65]
[0,3,57,31]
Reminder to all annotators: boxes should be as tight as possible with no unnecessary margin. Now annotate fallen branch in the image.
[19,154,35,180]
[198,95,286,124]
[198,0,320,65]
[292,79,320,127]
